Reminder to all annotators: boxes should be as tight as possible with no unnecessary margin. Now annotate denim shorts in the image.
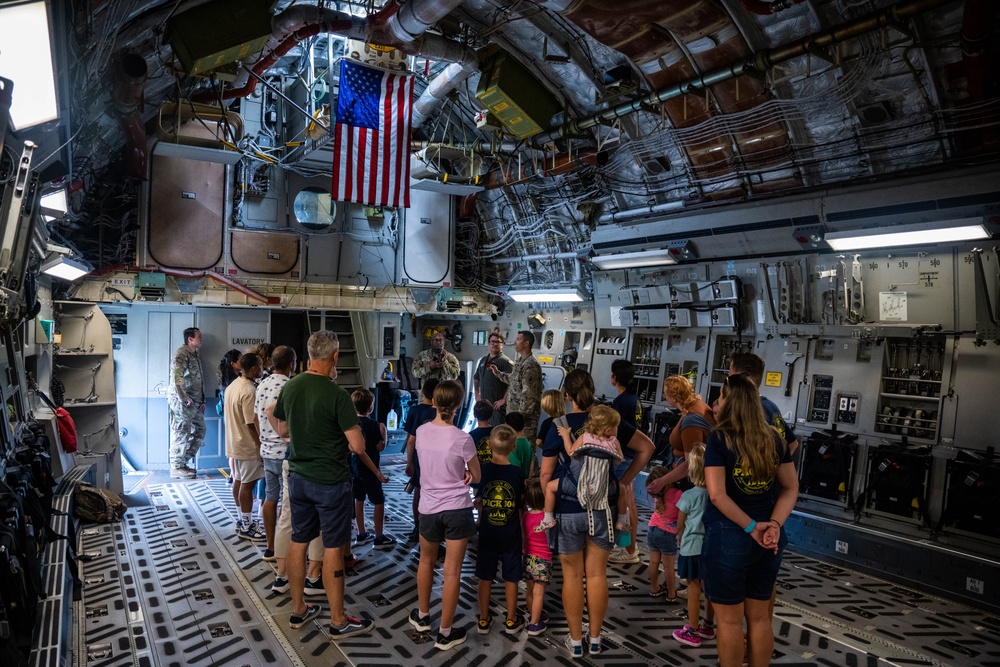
[288,473,353,549]
[646,526,678,555]
[476,548,523,582]
[263,457,283,502]
[547,511,613,555]
[701,521,787,605]
[419,508,477,542]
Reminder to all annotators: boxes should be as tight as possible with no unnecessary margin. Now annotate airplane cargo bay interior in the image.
[0,0,999,666]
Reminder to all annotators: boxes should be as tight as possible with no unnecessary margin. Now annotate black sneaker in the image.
[262,548,276,562]
[289,604,320,628]
[434,627,467,651]
[304,576,325,596]
[354,531,375,544]
[374,535,397,550]
[408,608,432,633]
[477,614,493,635]
[503,617,524,635]
[328,615,374,640]
[271,576,289,593]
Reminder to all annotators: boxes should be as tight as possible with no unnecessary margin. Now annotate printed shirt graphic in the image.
[477,462,525,552]
[469,426,493,463]
[254,373,289,459]
[331,59,414,208]
[702,430,792,524]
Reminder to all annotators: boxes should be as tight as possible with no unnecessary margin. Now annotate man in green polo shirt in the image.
[268,330,386,640]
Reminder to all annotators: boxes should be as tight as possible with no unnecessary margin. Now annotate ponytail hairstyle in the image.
[217,349,242,391]
[563,368,596,411]
[645,466,670,514]
[433,380,465,423]
[611,359,637,394]
[716,373,780,484]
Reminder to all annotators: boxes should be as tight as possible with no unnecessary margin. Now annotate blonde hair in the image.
[687,443,706,488]
[716,374,780,483]
[433,380,465,423]
[663,375,700,410]
[584,405,620,437]
[540,389,565,418]
[489,424,516,456]
[646,465,670,513]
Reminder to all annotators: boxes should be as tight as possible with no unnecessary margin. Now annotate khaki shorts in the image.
[232,458,264,484]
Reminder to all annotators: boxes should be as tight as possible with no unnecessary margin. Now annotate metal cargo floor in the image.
[75,463,1000,667]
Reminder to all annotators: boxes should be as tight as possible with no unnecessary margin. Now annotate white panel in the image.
[402,189,453,285]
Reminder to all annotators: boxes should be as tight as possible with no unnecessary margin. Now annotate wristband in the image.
[744,519,756,534]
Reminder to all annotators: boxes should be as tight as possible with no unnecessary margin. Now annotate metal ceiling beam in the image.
[547,0,950,140]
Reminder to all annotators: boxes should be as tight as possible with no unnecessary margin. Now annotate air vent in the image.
[856,101,897,127]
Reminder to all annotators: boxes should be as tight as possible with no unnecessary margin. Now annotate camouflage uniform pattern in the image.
[499,354,543,441]
[411,348,460,382]
[167,345,205,468]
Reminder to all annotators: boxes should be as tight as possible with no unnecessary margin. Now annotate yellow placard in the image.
[367,43,396,53]
[765,371,782,387]
[537,356,554,363]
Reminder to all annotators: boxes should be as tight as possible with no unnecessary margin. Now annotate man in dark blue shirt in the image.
[729,353,799,456]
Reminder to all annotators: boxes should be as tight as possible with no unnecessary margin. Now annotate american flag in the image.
[332,59,415,208]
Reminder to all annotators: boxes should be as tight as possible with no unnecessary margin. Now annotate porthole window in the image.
[293,186,335,230]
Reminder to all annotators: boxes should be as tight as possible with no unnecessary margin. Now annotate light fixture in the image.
[507,288,584,303]
[825,219,991,251]
[39,189,68,222]
[41,254,90,281]
[0,2,58,130]
[591,239,696,270]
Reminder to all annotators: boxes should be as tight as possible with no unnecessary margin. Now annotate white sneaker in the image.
[608,547,641,564]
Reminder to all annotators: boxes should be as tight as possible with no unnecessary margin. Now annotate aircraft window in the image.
[293,187,336,230]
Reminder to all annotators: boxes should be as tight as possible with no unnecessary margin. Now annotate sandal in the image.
[649,589,665,598]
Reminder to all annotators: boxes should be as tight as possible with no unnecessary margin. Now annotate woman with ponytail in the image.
[410,380,481,651]
[540,369,653,657]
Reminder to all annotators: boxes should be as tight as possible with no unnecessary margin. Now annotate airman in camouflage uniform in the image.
[168,327,205,478]
[411,332,460,382]
[493,331,543,441]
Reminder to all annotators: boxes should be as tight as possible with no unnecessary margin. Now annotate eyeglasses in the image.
[489,339,503,345]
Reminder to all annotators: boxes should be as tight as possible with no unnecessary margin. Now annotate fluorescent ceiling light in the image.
[592,248,678,270]
[825,219,990,251]
[507,288,584,302]
[0,2,58,129]
[41,254,90,281]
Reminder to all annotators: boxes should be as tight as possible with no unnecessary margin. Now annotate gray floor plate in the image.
[76,463,1000,666]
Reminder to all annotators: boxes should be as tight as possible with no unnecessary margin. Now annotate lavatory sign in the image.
[229,321,269,349]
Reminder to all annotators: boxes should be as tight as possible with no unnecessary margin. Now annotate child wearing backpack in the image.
[537,405,626,534]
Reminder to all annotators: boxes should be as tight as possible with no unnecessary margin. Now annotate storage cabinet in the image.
[874,339,944,442]
[53,301,123,493]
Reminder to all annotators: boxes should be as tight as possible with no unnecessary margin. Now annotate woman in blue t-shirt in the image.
[702,373,798,667]
[539,369,653,657]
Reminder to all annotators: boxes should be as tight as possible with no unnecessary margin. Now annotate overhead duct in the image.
[111,53,148,180]
[192,0,471,110]
[401,33,479,129]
